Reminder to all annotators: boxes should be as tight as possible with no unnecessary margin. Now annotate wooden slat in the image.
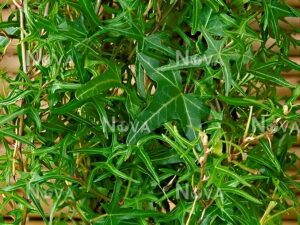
[0,54,19,73]
[283,207,300,220]
[285,0,300,7]
[0,0,13,4]
[282,57,300,76]
[252,34,300,56]
[285,75,300,85]
[1,8,18,56]
[277,87,293,97]
[288,56,300,66]
[290,147,300,166]
[0,7,14,21]
[277,73,300,96]
[250,17,300,32]
[283,221,299,225]
[5,39,18,56]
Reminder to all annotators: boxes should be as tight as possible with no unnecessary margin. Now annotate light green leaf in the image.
[29,192,48,224]
[249,70,295,88]
[0,36,9,54]
[192,0,202,35]
[78,0,100,27]
[127,87,209,143]
[260,140,281,173]
[92,162,140,184]
[201,29,233,95]
[216,166,251,187]
[137,146,160,183]
[0,90,33,106]
[220,187,262,204]
[75,62,122,100]
[137,53,182,89]
[127,53,209,144]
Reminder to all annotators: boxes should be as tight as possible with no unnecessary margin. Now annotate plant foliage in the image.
[0,0,300,224]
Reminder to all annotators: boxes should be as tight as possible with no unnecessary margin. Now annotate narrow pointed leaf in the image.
[75,63,122,100]
[137,146,160,183]
[220,187,262,204]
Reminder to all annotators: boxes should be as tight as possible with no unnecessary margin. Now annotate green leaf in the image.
[0,1,299,223]
[0,128,34,147]
[127,87,209,143]
[0,108,28,126]
[137,146,160,183]
[127,53,209,144]
[249,70,295,88]
[75,62,122,100]
[70,147,112,157]
[218,96,269,110]
[282,57,300,71]
[29,192,48,224]
[161,134,196,170]
[93,162,140,184]
[78,0,100,27]
[0,21,19,29]
[201,30,234,95]
[0,90,33,106]
[72,48,89,83]
[135,57,147,98]
[216,166,251,187]
[144,33,176,58]
[200,6,224,35]
[192,0,202,35]
[260,139,281,173]
[137,53,182,89]
[0,36,9,54]
[220,187,262,204]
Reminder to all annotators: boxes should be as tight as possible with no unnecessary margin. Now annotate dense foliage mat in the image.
[0,0,300,224]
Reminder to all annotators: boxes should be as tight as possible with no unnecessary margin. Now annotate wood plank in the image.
[0,7,14,21]
[282,57,300,76]
[285,0,300,7]
[0,0,13,4]
[271,58,300,98]
[290,147,300,166]
[250,17,300,32]
[252,34,300,56]
[0,54,19,73]
[283,208,300,220]
[271,72,299,97]
[283,221,299,225]
[5,39,18,56]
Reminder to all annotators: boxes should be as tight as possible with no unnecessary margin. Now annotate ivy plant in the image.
[0,0,300,224]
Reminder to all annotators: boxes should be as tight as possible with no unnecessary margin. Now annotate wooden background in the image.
[0,0,299,224]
